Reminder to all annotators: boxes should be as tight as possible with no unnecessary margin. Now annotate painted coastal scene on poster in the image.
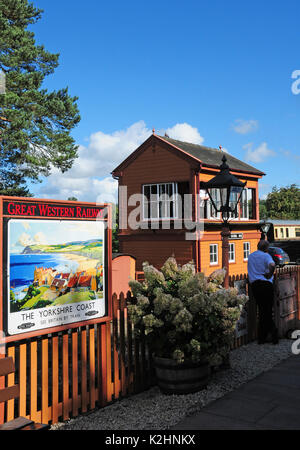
[7,219,106,335]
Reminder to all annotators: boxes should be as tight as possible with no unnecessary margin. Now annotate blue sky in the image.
[9,219,104,253]
[29,0,300,202]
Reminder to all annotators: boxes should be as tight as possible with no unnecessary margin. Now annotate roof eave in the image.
[201,163,265,177]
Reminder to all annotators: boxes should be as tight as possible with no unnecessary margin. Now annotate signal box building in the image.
[112,133,265,277]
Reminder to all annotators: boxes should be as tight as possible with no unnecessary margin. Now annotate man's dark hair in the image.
[257,240,270,252]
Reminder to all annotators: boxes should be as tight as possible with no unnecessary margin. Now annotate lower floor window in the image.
[229,243,235,263]
[243,242,250,260]
[210,244,218,265]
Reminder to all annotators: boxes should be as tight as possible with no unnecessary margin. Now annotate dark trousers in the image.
[251,280,278,343]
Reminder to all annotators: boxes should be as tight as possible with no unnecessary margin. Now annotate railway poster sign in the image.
[0,197,112,339]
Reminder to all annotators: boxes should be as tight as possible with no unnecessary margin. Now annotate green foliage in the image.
[24,284,40,300]
[259,199,268,220]
[10,289,27,312]
[128,258,248,366]
[0,0,80,195]
[33,298,51,309]
[263,184,300,220]
[68,197,78,201]
[10,289,15,302]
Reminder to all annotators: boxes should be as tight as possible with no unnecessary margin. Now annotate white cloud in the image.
[36,121,205,203]
[233,119,258,135]
[17,232,32,247]
[33,232,48,245]
[17,231,47,247]
[280,149,300,163]
[21,221,31,230]
[37,120,152,202]
[243,142,275,163]
[39,175,118,204]
[162,123,204,145]
[64,120,152,179]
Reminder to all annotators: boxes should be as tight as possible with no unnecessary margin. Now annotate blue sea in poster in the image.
[10,253,80,299]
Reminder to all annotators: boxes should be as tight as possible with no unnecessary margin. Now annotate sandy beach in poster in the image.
[61,253,100,272]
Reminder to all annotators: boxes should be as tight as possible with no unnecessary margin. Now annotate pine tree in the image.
[0,0,80,196]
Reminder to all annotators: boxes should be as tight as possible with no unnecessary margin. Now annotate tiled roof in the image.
[265,220,300,225]
[160,136,265,176]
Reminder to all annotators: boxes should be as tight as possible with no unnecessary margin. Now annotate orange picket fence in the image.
[1,265,299,427]
[0,292,154,426]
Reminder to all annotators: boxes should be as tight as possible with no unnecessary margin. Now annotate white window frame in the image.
[229,242,235,263]
[207,189,221,219]
[240,189,249,220]
[210,244,218,265]
[142,182,179,221]
[243,242,250,261]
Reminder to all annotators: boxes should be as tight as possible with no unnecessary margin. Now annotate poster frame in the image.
[0,196,112,343]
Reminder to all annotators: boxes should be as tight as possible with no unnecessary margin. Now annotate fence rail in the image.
[0,293,154,426]
[1,265,299,426]
[229,265,300,348]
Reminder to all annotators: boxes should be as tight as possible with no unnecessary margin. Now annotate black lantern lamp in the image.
[260,220,271,240]
[200,155,246,288]
[200,156,246,223]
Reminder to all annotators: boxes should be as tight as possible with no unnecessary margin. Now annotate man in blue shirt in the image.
[248,240,278,344]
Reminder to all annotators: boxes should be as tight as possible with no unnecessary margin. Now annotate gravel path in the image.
[51,339,293,430]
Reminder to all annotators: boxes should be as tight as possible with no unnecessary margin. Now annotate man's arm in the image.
[264,262,275,279]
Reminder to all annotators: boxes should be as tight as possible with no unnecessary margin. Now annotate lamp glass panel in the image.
[220,188,228,208]
[229,186,242,215]
[209,188,220,217]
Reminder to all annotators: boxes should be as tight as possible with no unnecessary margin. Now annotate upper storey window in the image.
[200,187,256,220]
[240,188,256,219]
[143,182,179,220]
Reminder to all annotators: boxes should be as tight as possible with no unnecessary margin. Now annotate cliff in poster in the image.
[21,239,103,259]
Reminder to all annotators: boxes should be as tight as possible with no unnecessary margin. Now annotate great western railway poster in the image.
[0,197,112,340]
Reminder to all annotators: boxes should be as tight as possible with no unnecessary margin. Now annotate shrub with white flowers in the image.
[128,258,248,366]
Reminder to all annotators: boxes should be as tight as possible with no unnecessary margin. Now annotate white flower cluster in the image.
[128,258,248,364]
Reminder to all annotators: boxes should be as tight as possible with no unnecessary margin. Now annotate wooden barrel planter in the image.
[153,356,211,395]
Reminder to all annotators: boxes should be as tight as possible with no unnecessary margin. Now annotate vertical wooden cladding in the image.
[121,239,194,271]
[120,142,192,236]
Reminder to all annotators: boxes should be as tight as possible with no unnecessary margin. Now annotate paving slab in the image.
[171,411,267,430]
[256,405,300,430]
[202,396,275,423]
[172,355,300,430]
[231,381,300,408]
